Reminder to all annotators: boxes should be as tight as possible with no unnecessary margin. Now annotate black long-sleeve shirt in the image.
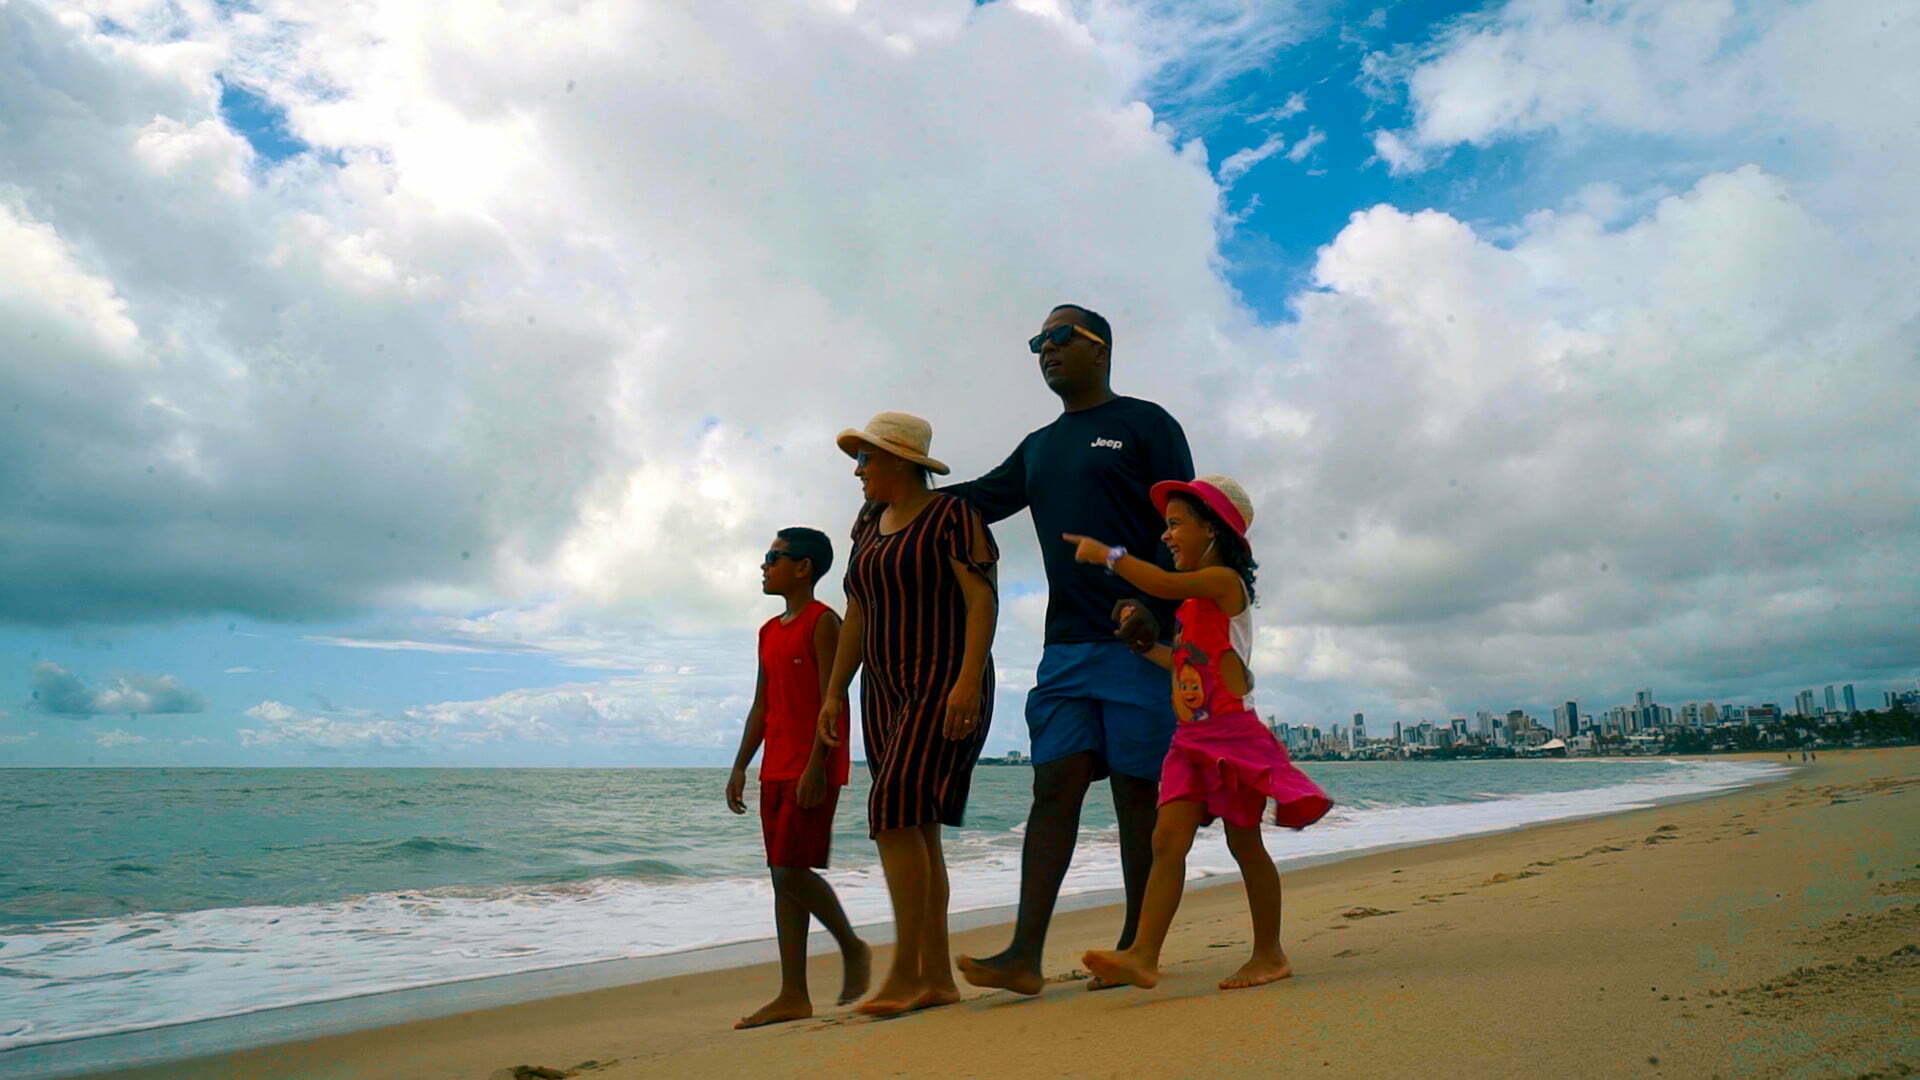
[945,396,1194,646]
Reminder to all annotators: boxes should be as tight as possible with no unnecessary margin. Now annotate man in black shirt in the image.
[947,304,1194,995]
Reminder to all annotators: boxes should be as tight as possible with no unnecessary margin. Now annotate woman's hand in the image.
[1061,533,1113,566]
[817,696,847,748]
[943,680,982,740]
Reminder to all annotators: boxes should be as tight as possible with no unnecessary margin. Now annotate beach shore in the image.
[77,748,1919,1079]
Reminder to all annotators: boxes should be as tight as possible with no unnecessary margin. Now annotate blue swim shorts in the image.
[1025,641,1177,781]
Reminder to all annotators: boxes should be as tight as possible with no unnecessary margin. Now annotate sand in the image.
[79,748,1919,1079]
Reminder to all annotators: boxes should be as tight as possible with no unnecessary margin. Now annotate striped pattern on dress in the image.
[845,492,997,836]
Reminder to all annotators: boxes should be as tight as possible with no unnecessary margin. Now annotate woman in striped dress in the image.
[818,411,997,1017]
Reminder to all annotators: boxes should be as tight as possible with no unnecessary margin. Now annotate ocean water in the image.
[0,759,1787,1052]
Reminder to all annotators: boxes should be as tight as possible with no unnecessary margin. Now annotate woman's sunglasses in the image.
[1028,323,1107,354]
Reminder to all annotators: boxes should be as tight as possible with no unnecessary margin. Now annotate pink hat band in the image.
[1150,477,1253,538]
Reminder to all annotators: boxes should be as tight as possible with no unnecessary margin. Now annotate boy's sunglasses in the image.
[762,550,803,567]
[1028,323,1107,354]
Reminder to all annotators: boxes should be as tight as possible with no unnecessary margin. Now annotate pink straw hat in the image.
[1151,474,1254,538]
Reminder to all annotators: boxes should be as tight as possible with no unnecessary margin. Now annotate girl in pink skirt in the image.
[1062,474,1331,991]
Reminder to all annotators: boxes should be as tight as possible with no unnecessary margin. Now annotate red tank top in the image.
[1171,594,1250,725]
[757,602,849,783]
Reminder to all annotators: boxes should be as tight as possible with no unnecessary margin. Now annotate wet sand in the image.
[80,748,1919,1079]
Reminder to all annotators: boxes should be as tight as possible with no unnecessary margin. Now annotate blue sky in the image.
[3,0,1916,765]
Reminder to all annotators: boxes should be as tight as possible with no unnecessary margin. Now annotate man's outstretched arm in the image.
[941,437,1028,525]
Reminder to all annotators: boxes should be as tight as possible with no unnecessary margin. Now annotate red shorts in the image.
[760,779,840,868]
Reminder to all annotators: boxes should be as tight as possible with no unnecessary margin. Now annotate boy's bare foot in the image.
[837,940,872,1006]
[1219,952,1292,990]
[734,993,812,1029]
[1081,948,1160,990]
[956,953,1045,996]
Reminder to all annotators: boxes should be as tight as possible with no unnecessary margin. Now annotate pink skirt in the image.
[1159,711,1333,830]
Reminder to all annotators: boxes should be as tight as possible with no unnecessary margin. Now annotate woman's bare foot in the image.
[1081,948,1160,990]
[909,985,961,1011]
[837,940,872,1006]
[735,993,812,1029]
[854,978,926,1017]
[955,952,1045,996]
[1219,951,1292,990]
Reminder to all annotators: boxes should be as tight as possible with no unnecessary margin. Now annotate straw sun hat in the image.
[835,411,950,475]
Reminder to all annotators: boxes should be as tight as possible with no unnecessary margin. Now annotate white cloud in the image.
[1249,91,1308,125]
[1229,159,1918,716]
[1285,128,1326,163]
[223,666,257,674]
[1368,128,1427,175]
[0,731,38,745]
[30,662,208,715]
[94,728,149,748]
[303,636,504,655]
[1218,132,1290,187]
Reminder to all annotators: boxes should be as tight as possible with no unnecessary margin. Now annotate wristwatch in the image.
[1105,546,1127,574]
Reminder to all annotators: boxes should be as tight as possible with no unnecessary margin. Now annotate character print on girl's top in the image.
[1172,650,1210,725]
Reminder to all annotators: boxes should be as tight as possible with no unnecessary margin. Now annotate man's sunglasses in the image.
[1028,324,1107,354]
[762,550,804,567]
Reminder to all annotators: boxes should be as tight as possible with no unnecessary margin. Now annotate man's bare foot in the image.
[1081,948,1160,990]
[909,985,961,1011]
[956,953,1045,996]
[734,993,812,1029]
[1219,952,1292,990]
[837,940,872,1006]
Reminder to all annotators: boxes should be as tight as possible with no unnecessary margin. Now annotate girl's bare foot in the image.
[1219,951,1292,990]
[1081,948,1160,990]
[735,993,812,1029]
[837,941,872,1006]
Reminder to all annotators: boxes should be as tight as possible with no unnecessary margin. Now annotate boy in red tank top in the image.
[725,527,869,1028]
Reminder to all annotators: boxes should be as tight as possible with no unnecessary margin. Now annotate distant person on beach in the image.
[725,527,870,1028]
[818,412,998,1017]
[946,305,1194,996]
[1064,475,1332,991]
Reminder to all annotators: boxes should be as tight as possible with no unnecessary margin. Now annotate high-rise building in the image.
[1825,685,1837,712]
[1795,689,1817,717]
[1552,701,1578,738]
[1844,685,1856,714]
[1475,710,1493,737]
[1391,720,1403,744]
[1353,712,1366,743]
[1701,702,1719,726]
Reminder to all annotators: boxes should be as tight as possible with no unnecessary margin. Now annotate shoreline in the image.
[2,754,1831,1079]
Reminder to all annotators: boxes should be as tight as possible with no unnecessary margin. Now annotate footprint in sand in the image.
[1339,906,1397,919]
